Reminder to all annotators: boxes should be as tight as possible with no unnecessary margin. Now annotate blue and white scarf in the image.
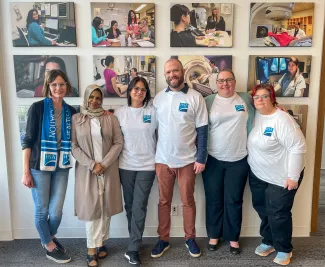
[40,98,72,171]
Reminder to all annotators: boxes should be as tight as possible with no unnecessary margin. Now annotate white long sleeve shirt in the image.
[247,109,307,187]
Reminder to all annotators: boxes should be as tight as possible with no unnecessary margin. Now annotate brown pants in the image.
[156,163,196,241]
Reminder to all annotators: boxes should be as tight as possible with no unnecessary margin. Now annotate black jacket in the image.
[205,16,225,31]
[22,99,76,170]
[170,30,197,47]
[105,28,121,39]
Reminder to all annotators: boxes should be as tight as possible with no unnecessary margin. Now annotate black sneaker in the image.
[53,237,66,253]
[46,247,71,263]
[124,251,141,265]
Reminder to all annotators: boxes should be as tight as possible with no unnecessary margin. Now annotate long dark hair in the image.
[127,77,151,107]
[101,56,114,68]
[92,16,104,37]
[26,9,39,28]
[170,4,190,25]
[128,10,137,26]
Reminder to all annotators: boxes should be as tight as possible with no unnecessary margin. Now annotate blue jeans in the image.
[30,168,69,245]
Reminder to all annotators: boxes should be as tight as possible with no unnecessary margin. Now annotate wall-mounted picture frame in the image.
[93,55,156,98]
[172,55,232,97]
[282,104,308,136]
[10,2,77,47]
[249,2,314,47]
[14,55,79,98]
[90,3,155,47]
[248,55,312,97]
[170,3,234,47]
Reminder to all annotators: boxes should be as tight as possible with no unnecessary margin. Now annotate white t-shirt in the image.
[247,109,307,187]
[153,88,208,168]
[208,92,248,162]
[114,104,157,171]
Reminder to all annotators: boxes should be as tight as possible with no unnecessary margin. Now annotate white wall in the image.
[0,0,324,241]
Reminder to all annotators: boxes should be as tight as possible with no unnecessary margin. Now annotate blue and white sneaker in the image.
[273,252,293,266]
[151,240,170,258]
[185,238,201,258]
[255,243,275,257]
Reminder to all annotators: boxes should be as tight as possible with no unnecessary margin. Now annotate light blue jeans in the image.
[30,168,69,245]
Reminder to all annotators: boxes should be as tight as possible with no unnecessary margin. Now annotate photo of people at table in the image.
[173,55,232,97]
[10,2,77,47]
[14,55,79,97]
[170,3,233,47]
[91,3,155,47]
[247,55,312,97]
[249,2,314,47]
[93,55,156,98]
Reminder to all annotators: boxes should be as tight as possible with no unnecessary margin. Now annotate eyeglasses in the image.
[49,83,67,88]
[217,78,235,84]
[133,86,147,93]
[253,94,270,100]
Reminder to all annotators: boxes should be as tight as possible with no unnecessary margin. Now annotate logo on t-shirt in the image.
[143,115,151,123]
[179,103,189,112]
[235,105,245,112]
[44,153,57,166]
[263,127,274,137]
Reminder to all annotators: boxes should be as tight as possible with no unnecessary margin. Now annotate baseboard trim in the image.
[0,229,13,241]
[10,226,310,240]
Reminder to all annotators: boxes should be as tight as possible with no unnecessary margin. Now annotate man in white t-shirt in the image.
[151,58,208,259]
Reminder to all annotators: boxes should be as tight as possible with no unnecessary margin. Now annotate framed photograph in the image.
[93,55,156,98]
[170,3,234,47]
[14,55,79,98]
[90,3,155,47]
[173,55,232,97]
[249,3,314,47]
[10,2,77,47]
[282,105,308,136]
[248,55,312,97]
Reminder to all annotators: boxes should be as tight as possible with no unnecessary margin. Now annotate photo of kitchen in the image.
[173,55,232,97]
[91,2,155,47]
[170,3,233,47]
[249,2,314,47]
[10,2,77,47]
[93,55,156,98]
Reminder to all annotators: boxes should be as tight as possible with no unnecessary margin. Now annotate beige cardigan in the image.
[72,113,123,221]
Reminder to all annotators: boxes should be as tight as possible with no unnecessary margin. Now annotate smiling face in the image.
[49,75,67,99]
[212,8,218,16]
[164,59,185,90]
[45,62,61,75]
[216,71,236,98]
[113,22,118,29]
[88,89,102,110]
[288,61,298,75]
[32,10,38,20]
[130,81,147,105]
[253,88,274,112]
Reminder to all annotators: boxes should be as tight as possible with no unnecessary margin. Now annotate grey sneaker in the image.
[53,237,66,253]
[46,247,71,263]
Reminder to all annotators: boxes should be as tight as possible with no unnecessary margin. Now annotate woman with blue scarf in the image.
[21,70,76,263]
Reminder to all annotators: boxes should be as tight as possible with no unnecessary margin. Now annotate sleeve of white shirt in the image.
[294,75,307,97]
[278,117,307,181]
[195,94,208,128]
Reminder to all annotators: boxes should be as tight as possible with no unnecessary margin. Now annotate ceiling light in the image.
[135,4,147,12]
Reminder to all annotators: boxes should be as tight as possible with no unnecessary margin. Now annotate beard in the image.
[166,75,184,89]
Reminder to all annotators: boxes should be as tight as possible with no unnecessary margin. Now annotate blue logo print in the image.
[143,115,151,123]
[44,154,57,166]
[63,154,70,165]
[263,127,274,137]
[235,105,245,112]
[179,103,189,112]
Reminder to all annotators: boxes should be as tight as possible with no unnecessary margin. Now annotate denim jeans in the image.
[30,168,69,245]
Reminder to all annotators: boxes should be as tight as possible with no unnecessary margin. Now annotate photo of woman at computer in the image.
[14,55,79,97]
[93,55,156,98]
[10,2,77,47]
[247,55,312,97]
[172,55,232,97]
[170,3,233,47]
[91,3,155,47]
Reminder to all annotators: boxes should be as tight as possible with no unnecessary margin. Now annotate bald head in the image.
[165,58,184,71]
[164,58,185,90]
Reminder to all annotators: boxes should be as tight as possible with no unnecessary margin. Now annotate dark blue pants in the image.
[249,170,304,253]
[202,155,249,241]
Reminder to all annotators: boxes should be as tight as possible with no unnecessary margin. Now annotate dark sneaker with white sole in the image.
[46,247,71,263]
[124,251,141,265]
[53,237,66,253]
